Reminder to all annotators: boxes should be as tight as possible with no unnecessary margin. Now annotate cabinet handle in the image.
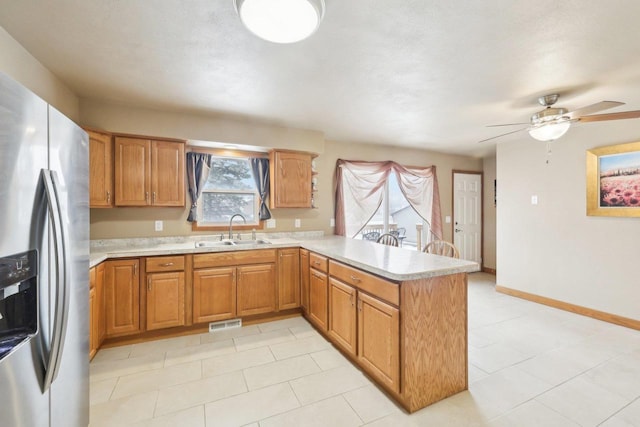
[160,262,174,267]
[147,277,152,291]
[313,261,321,265]
[145,192,149,204]
[133,263,137,276]
[153,191,156,204]
[349,293,354,306]
[350,275,361,283]
[357,299,362,311]
[106,191,111,204]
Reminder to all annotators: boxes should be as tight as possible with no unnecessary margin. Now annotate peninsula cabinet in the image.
[145,255,186,331]
[308,252,329,330]
[299,249,310,313]
[104,259,140,338]
[114,136,185,207]
[277,248,300,310]
[88,129,114,208]
[89,262,106,360]
[269,150,314,208]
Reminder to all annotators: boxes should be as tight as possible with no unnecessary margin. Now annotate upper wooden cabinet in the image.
[114,136,185,207]
[269,150,314,208]
[88,130,113,208]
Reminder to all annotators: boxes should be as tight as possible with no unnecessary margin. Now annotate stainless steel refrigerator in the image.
[0,72,89,427]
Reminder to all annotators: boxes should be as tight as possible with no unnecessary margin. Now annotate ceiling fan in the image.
[479,94,640,143]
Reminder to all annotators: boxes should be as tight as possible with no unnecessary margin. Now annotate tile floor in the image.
[89,273,640,426]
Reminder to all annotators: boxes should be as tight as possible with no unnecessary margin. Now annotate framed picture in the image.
[586,141,640,217]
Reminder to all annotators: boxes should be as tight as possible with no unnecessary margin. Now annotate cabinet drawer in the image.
[329,260,399,306]
[146,255,185,272]
[309,252,328,273]
[194,249,277,269]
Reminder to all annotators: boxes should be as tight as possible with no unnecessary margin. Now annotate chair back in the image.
[377,233,399,247]
[362,231,380,241]
[423,240,459,258]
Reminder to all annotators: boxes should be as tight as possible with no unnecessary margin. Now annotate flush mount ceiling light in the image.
[233,0,325,44]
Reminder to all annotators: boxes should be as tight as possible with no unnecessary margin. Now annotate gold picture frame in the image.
[586,141,640,217]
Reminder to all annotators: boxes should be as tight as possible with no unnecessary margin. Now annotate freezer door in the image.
[0,73,50,427]
[48,106,89,427]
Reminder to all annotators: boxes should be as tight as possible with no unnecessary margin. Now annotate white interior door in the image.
[453,172,482,263]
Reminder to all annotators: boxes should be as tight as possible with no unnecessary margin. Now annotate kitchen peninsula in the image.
[89,235,478,412]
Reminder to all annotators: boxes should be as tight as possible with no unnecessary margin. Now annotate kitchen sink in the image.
[231,239,271,245]
[195,239,271,247]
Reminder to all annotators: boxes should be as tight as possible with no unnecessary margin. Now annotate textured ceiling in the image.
[2,0,640,157]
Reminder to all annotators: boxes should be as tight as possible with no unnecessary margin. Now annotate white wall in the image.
[497,121,640,321]
[483,155,496,270]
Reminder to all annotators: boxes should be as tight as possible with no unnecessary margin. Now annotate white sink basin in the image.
[195,239,271,247]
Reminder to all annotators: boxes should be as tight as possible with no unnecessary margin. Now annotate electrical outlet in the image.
[266,219,276,229]
[294,218,301,228]
[531,195,538,205]
[445,216,451,224]
[330,218,335,227]
[155,220,163,231]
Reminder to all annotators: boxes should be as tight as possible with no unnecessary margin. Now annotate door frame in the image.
[451,170,484,265]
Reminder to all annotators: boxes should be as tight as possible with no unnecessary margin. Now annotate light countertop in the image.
[90,235,479,281]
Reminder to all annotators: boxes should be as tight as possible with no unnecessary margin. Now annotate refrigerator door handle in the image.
[41,169,71,391]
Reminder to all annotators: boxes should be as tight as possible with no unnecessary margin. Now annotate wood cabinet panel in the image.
[88,130,113,208]
[151,141,185,206]
[328,278,357,355]
[96,263,106,345]
[146,255,185,273]
[329,260,399,306]
[237,264,276,316]
[89,286,97,360]
[308,268,328,330]
[269,150,313,208]
[300,249,310,313]
[146,272,185,331]
[192,267,236,323]
[277,248,300,310]
[309,252,328,273]
[193,249,276,269]
[105,259,140,337]
[114,137,151,206]
[358,292,400,394]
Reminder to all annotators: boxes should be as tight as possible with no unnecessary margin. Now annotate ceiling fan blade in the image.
[478,127,528,143]
[579,110,640,123]
[486,122,529,127]
[567,101,624,119]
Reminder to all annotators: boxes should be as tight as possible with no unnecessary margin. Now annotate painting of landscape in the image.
[599,150,640,207]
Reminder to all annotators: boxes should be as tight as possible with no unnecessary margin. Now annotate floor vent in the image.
[209,318,242,333]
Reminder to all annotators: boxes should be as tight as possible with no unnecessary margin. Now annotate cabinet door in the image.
[151,141,185,206]
[96,263,106,345]
[89,287,97,360]
[114,137,151,206]
[104,259,140,337]
[270,151,312,208]
[308,268,328,330]
[193,267,236,323]
[88,130,113,207]
[277,248,300,310]
[146,271,185,331]
[328,278,357,355]
[237,264,276,316]
[300,249,310,313]
[358,292,400,393]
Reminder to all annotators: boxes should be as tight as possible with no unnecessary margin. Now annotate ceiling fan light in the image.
[528,121,571,142]
[234,0,325,44]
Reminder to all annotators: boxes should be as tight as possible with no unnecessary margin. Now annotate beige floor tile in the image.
[243,354,321,390]
[129,335,201,358]
[269,335,331,360]
[599,398,640,427]
[309,347,350,371]
[536,376,630,426]
[343,384,401,423]
[92,345,133,363]
[289,365,369,405]
[260,395,362,427]
[257,316,310,333]
[468,342,530,373]
[289,323,319,339]
[582,351,640,400]
[468,364,490,384]
[202,346,274,378]
[364,412,420,427]
[90,353,166,382]
[90,377,118,405]
[487,400,580,427]
[129,405,205,427]
[89,391,158,427]
[164,339,236,367]
[204,382,299,427]
[155,371,247,417]
[111,361,202,399]
[199,325,261,344]
[233,328,295,352]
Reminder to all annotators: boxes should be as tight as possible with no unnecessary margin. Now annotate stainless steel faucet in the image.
[229,214,247,239]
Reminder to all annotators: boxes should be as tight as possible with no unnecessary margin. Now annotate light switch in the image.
[330,218,335,227]
[155,220,163,231]
[294,218,301,228]
[445,216,451,224]
[531,195,538,205]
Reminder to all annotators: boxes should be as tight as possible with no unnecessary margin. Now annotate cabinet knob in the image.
[152,192,156,204]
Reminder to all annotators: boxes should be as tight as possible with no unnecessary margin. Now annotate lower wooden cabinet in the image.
[237,264,276,316]
[96,263,106,344]
[300,249,310,312]
[192,267,236,323]
[104,259,140,337]
[277,248,300,310]
[89,284,97,360]
[308,268,328,330]
[146,271,185,330]
[328,278,357,355]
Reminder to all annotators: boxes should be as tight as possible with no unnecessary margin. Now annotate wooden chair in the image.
[390,227,406,247]
[376,233,399,247]
[362,231,380,241]
[423,240,459,258]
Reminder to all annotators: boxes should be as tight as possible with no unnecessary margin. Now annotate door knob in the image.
[455,228,462,233]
